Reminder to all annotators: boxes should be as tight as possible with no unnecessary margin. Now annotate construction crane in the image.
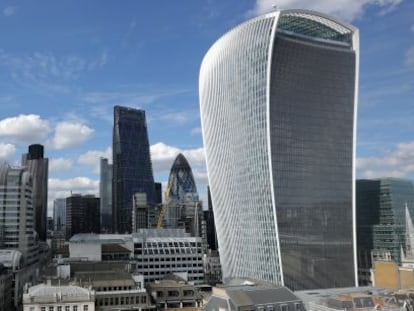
[156,175,174,228]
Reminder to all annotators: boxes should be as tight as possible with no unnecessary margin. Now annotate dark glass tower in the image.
[356,178,414,285]
[113,106,155,233]
[100,158,113,233]
[21,144,48,241]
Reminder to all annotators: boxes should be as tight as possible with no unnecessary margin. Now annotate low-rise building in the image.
[146,275,202,310]
[204,279,304,311]
[69,230,204,284]
[72,272,155,311]
[23,284,95,311]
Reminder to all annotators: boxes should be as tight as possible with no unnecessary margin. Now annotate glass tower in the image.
[21,144,48,241]
[113,105,155,233]
[165,153,199,230]
[357,178,414,283]
[199,10,359,290]
[100,157,113,233]
[0,165,39,265]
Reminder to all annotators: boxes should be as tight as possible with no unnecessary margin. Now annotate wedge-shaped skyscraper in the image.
[199,10,359,290]
[113,106,155,233]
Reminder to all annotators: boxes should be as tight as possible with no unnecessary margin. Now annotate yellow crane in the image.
[156,175,174,228]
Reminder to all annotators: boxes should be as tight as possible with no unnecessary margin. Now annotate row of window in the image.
[96,294,147,306]
[136,256,201,262]
[137,263,202,269]
[38,305,88,311]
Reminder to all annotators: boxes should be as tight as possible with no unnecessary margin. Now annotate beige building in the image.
[371,261,414,290]
[23,284,95,311]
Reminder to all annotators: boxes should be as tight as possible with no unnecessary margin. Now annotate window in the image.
[295,303,302,311]
[73,306,78,311]
[49,307,54,311]
[41,307,46,311]
[58,307,62,311]
[65,306,70,311]
[83,306,88,311]
[280,305,288,311]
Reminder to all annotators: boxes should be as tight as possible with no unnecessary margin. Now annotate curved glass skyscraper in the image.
[167,153,198,201]
[199,10,359,290]
[165,153,199,229]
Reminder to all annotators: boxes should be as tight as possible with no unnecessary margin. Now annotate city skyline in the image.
[0,0,412,216]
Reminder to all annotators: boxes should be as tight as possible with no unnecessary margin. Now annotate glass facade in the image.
[100,157,113,233]
[270,30,356,289]
[165,153,200,231]
[0,165,39,265]
[357,179,414,269]
[22,144,49,241]
[199,10,358,290]
[113,106,155,234]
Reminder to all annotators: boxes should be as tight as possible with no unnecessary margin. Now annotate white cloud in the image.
[0,143,16,164]
[78,147,112,174]
[49,158,73,172]
[0,114,51,144]
[49,177,99,192]
[357,141,414,179]
[249,0,403,22]
[405,47,414,68]
[50,121,94,150]
[3,6,17,17]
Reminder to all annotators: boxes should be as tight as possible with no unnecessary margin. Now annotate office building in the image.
[100,158,113,233]
[0,165,39,265]
[356,178,414,285]
[53,198,66,233]
[165,154,201,235]
[146,275,202,309]
[66,194,100,239]
[21,144,49,241]
[200,9,359,289]
[154,182,162,205]
[0,264,13,311]
[113,106,156,234]
[204,186,217,251]
[132,193,149,231]
[23,284,95,311]
[69,229,205,284]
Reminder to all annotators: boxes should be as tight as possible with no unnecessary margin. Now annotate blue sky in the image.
[0,0,413,215]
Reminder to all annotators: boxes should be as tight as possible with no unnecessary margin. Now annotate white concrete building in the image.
[69,229,204,284]
[23,284,95,311]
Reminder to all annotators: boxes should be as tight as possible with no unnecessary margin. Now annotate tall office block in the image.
[100,158,113,233]
[154,182,162,205]
[200,10,359,290]
[21,144,48,241]
[356,178,414,285]
[204,186,218,251]
[0,165,39,265]
[53,198,66,233]
[132,193,148,231]
[113,106,155,234]
[66,194,100,239]
[165,154,200,233]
